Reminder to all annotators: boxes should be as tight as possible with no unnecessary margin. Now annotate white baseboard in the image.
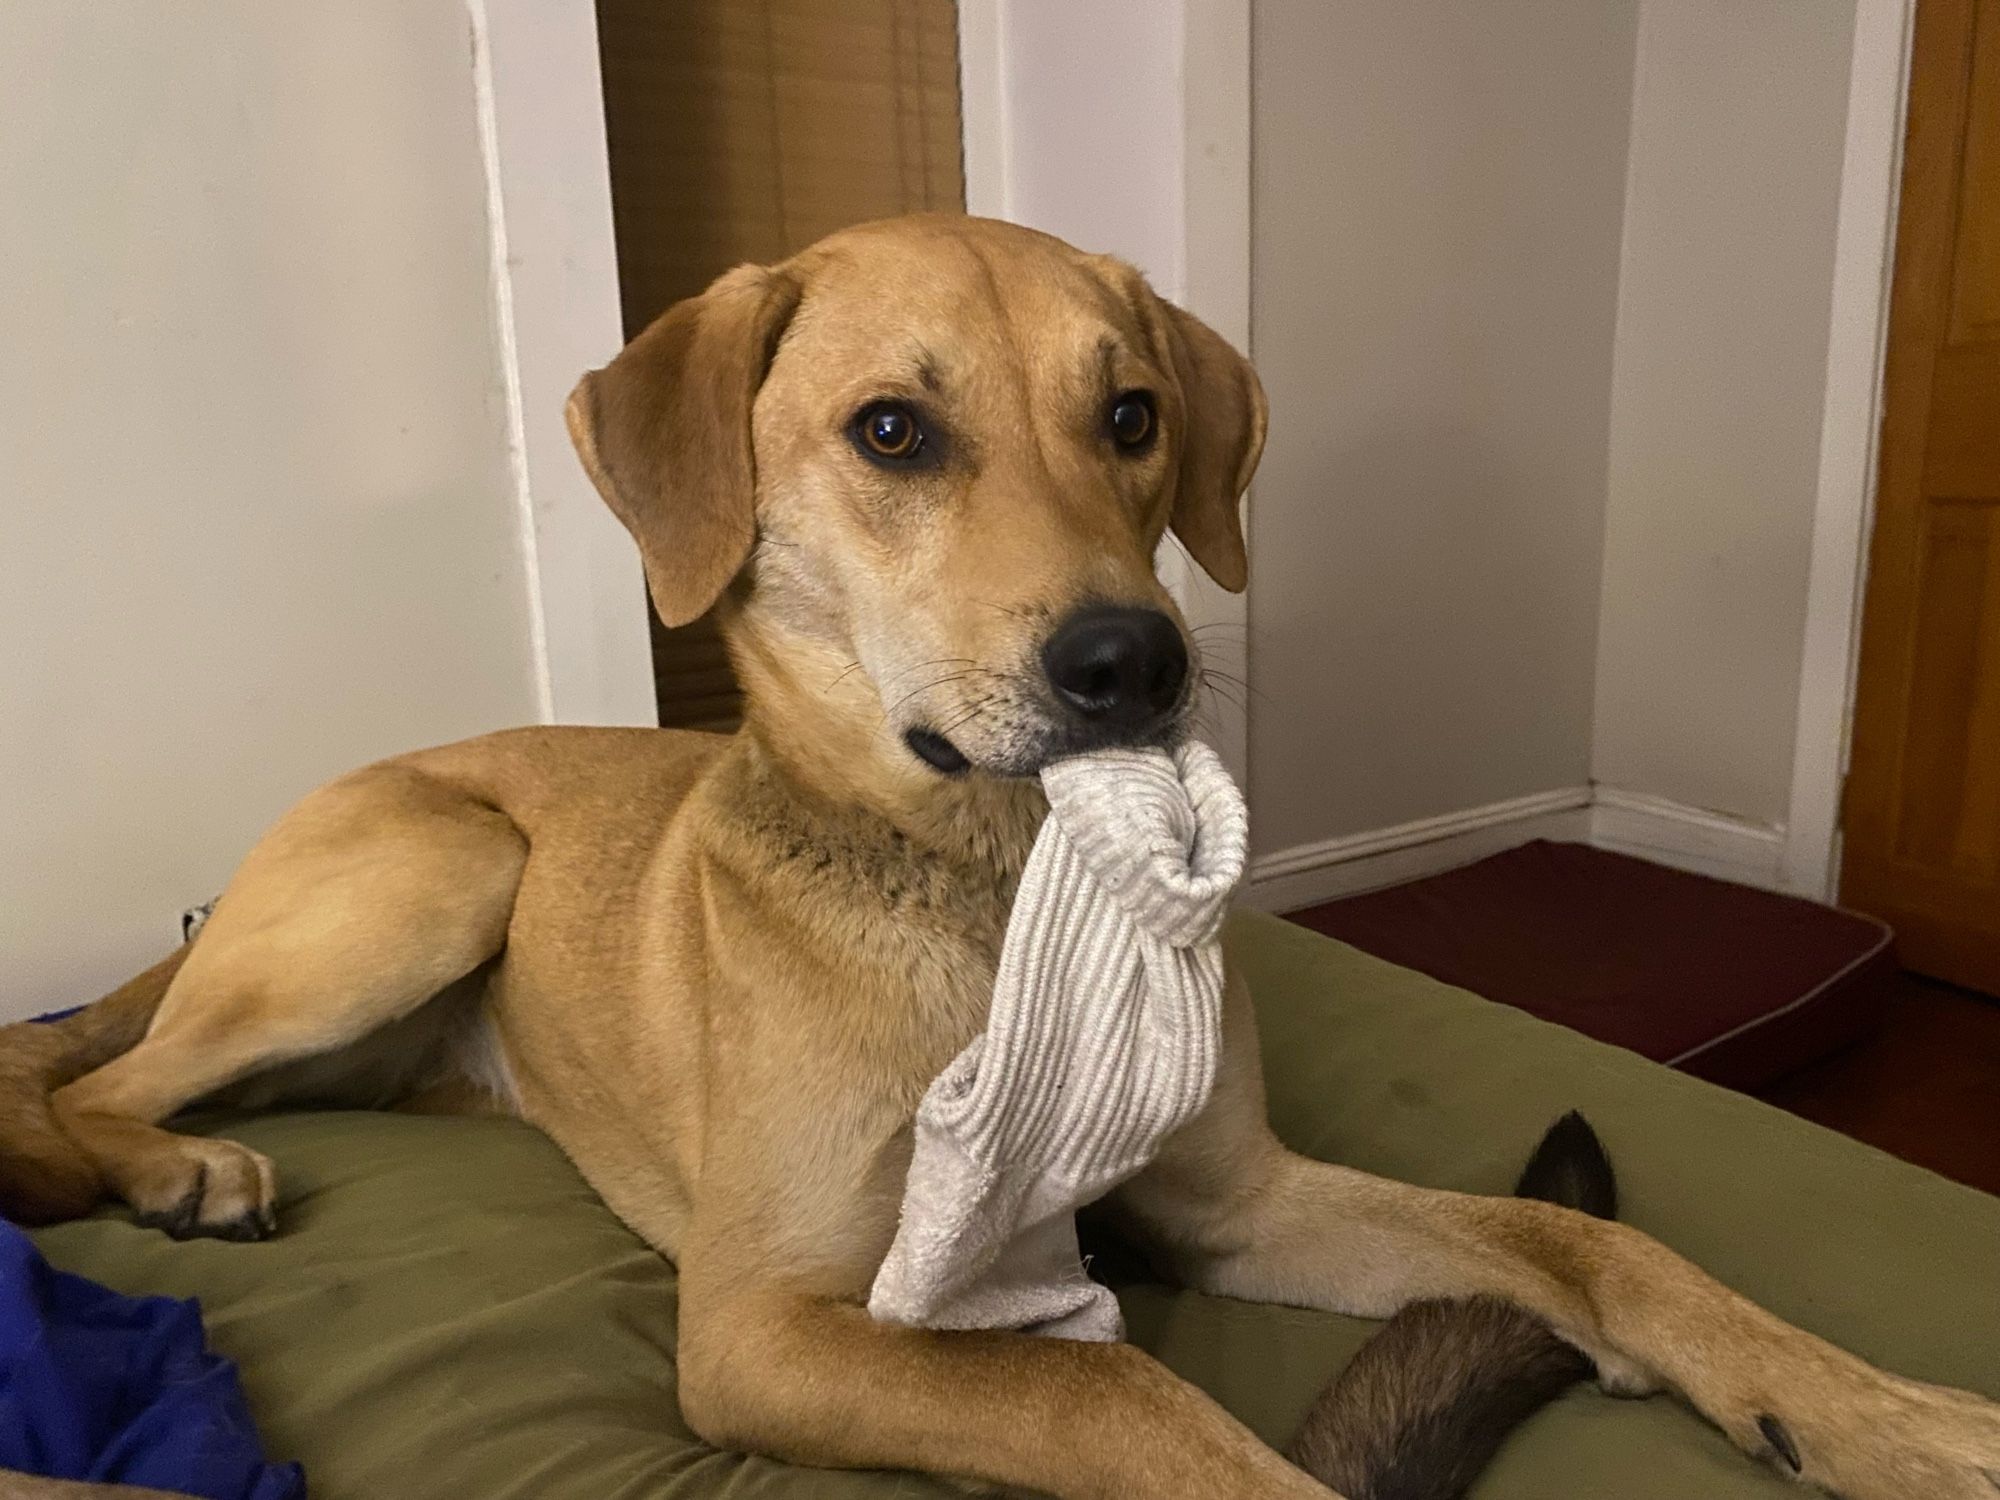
[1241,787,1594,913]
[1245,784,1787,914]
[1588,786,1786,889]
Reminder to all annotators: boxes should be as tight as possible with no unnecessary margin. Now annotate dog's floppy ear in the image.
[1157,300,1266,593]
[565,265,801,628]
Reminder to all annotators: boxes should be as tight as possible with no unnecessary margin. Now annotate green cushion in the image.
[29,910,2000,1498]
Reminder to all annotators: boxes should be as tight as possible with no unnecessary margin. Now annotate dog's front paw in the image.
[1758,1371,2000,1499]
[127,1135,278,1242]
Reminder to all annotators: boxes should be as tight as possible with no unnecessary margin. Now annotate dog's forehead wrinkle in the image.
[947,237,1143,441]
[975,244,1043,423]
[1095,335,1120,395]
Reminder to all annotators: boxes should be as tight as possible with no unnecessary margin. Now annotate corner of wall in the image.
[1587,0,1654,797]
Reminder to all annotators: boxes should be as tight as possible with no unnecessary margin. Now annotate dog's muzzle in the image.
[1040,605,1188,743]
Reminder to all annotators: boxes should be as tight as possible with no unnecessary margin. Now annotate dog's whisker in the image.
[939,695,994,739]
[877,663,987,709]
[886,671,987,719]
[875,656,978,694]
[1196,679,1248,716]
[1200,668,1268,706]
[974,599,1034,622]
[875,659,974,694]
[825,660,868,691]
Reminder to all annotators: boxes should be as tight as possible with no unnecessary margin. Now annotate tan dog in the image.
[3,215,1996,1500]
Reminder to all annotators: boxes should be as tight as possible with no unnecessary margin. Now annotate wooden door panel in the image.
[1947,0,2000,339]
[1843,0,2000,994]
[1925,347,2000,494]
[1893,502,2000,873]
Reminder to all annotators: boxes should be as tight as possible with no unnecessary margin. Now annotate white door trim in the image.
[1780,0,1917,899]
[469,0,655,727]
[1175,0,1255,800]
[1592,786,1786,890]
[956,0,1007,220]
[958,0,1255,789]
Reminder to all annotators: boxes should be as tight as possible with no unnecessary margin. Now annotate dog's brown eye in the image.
[856,402,924,462]
[1109,392,1155,450]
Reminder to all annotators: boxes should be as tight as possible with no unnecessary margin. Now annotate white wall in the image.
[1248,0,1639,853]
[1593,0,1861,830]
[1,2,548,1019]
[963,0,1188,297]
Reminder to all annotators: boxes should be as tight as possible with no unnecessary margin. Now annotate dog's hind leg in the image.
[51,763,526,1240]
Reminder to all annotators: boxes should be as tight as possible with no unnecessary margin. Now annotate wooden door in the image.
[1843,0,2000,993]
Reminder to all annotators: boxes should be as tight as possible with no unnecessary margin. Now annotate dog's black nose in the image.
[1041,606,1188,732]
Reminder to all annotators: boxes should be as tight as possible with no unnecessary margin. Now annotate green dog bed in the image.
[29,911,2000,1498]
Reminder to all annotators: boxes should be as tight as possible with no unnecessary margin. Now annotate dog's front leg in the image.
[675,1265,1332,1499]
[1113,976,2000,1500]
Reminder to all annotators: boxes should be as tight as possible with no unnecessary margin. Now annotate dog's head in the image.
[567,215,1265,779]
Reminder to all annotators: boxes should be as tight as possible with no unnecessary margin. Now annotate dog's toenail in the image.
[1757,1414,1801,1474]
[218,1215,264,1242]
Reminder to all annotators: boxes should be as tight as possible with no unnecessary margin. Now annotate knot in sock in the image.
[1042,741,1248,949]
[868,739,1248,1340]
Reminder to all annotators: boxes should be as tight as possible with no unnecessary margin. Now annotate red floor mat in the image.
[1284,840,1897,1091]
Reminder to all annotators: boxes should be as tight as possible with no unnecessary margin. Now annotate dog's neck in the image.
[723,609,1045,883]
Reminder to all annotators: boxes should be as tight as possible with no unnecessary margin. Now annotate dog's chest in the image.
[750,841,1014,1090]
[819,859,1014,1090]
[713,756,1042,1100]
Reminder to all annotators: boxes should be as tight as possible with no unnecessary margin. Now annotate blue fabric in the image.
[0,1220,303,1498]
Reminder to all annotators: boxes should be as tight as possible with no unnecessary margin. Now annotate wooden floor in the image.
[1756,971,2000,1198]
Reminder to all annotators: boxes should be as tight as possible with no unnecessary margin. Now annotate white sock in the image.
[868,740,1248,1340]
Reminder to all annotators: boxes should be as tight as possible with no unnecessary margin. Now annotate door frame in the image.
[470,0,656,728]
[1782,0,1921,899]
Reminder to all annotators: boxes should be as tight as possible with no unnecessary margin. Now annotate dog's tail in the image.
[1286,1111,1617,1500]
[0,947,186,1224]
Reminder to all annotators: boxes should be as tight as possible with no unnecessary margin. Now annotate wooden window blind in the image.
[594,0,967,731]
